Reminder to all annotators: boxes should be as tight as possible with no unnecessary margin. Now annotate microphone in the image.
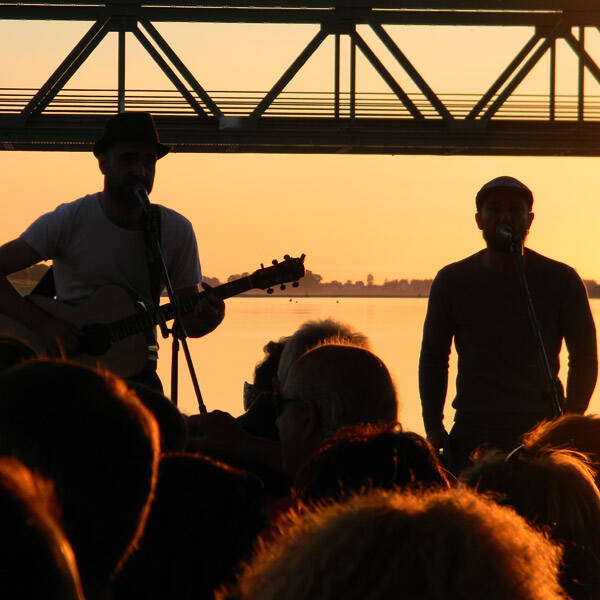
[496,224,522,243]
[131,182,151,214]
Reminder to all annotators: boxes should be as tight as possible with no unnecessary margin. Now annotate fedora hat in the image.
[93,112,170,158]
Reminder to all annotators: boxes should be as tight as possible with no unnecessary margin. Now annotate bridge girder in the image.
[2,1,600,155]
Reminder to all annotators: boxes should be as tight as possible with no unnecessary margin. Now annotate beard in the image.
[483,226,529,252]
[105,173,153,209]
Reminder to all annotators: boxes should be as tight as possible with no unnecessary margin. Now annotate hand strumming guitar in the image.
[37,315,80,358]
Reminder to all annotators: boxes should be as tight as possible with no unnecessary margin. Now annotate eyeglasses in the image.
[243,382,277,411]
[243,381,254,411]
[504,445,524,463]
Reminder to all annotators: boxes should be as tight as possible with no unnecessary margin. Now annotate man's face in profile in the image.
[475,190,534,252]
[99,141,157,208]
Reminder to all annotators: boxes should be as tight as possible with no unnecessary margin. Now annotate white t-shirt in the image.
[20,193,202,307]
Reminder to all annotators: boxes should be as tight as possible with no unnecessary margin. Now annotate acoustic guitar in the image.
[0,254,305,377]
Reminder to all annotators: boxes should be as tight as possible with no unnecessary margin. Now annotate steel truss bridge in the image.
[2,1,600,155]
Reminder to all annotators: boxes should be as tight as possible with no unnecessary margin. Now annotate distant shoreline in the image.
[234,293,428,298]
[10,265,600,299]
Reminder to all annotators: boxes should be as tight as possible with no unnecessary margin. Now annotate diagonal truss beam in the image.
[250,27,328,120]
[467,32,541,119]
[351,30,423,119]
[482,36,554,121]
[564,31,600,87]
[370,23,452,121]
[139,20,222,118]
[21,17,111,118]
[132,26,208,117]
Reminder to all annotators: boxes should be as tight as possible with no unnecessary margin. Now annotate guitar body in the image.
[0,286,149,378]
[0,253,306,380]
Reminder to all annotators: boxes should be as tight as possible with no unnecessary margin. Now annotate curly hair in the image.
[218,488,566,600]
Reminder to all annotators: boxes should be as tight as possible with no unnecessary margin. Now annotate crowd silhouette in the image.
[0,319,599,599]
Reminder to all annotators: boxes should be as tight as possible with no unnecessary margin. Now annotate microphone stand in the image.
[135,186,206,414]
[509,239,564,417]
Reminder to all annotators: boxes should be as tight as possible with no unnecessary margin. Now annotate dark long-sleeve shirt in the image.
[419,249,597,434]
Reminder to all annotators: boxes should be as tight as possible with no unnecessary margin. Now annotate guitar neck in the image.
[158,276,254,321]
[104,254,305,344]
[109,276,256,342]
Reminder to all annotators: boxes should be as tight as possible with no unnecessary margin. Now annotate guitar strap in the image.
[142,204,163,308]
[141,205,163,367]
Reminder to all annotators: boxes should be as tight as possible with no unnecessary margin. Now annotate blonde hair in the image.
[523,414,600,466]
[462,447,600,556]
[277,319,369,384]
[218,488,566,600]
[0,458,85,600]
[462,447,600,599]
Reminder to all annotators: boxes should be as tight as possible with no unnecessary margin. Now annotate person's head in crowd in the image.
[0,458,85,600]
[277,344,397,477]
[523,414,600,481]
[0,359,160,599]
[239,321,370,442]
[113,452,266,600]
[245,339,288,411]
[218,488,566,600]
[462,447,600,600]
[128,381,187,451]
[277,319,369,385]
[237,339,288,441]
[294,423,449,504]
[0,336,36,371]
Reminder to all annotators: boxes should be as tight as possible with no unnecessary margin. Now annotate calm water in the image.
[157,297,600,436]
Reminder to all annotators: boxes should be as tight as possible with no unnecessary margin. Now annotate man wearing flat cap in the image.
[419,176,597,474]
[0,112,224,390]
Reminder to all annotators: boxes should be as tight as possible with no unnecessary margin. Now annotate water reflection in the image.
[158,297,598,436]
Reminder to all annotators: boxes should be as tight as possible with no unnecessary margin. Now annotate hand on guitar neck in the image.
[176,281,226,338]
[0,253,306,377]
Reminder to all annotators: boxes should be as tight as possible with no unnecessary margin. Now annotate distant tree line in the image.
[9,265,600,299]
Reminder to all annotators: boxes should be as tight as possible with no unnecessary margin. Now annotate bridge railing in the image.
[2,88,600,120]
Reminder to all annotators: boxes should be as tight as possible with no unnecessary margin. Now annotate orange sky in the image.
[2,19,600,283]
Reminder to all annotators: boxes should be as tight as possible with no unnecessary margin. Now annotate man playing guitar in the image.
[0,111,224,391]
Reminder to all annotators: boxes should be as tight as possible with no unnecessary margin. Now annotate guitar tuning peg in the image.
[292,281,299,288]
[272,259,278,265]
[260,263,265,269]
[280,284,286,291]
[267,288,274,294]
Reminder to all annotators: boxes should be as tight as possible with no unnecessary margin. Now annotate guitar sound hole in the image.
[80,324,112,356]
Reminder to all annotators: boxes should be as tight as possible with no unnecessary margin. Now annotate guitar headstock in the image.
[250,254,306,292]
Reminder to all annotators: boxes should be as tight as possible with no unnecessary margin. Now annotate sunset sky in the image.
[2,18,600,284]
